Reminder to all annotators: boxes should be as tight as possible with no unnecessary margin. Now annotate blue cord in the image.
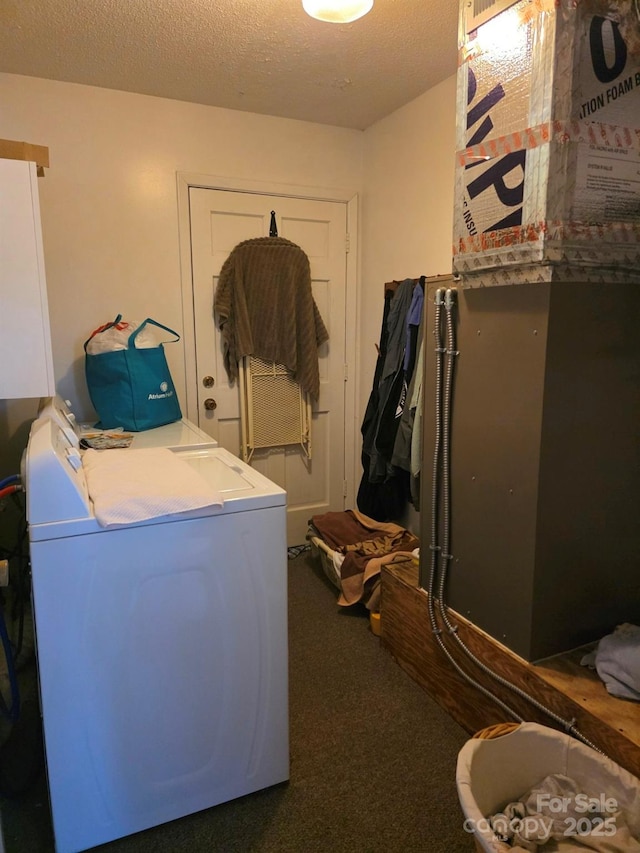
[0,475,22,722]
[0,601,19,722]
[0,475,20,491]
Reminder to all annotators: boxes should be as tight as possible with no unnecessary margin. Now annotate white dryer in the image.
[37,394,218,451]
[25,416,288,853]
[127,417,217,450]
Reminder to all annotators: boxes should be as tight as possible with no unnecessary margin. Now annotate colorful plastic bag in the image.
[84,315,182,432]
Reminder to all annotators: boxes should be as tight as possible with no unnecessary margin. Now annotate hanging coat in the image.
[357,279,415,522]
[391,282,424,474]
[366,278,415,484]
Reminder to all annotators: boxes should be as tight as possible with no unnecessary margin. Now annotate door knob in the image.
[203,376,215,388]
[204,398,217,411]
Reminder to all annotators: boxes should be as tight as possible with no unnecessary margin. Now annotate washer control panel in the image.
[25,417,91,525]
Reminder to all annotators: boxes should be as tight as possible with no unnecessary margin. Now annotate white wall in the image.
[0,72,363,474]
[359,75,456,419]
[358,75,457,529]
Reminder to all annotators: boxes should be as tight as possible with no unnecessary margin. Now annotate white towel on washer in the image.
[82,447,224,527]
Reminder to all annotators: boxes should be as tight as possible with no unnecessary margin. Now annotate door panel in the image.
[189,188,347,545]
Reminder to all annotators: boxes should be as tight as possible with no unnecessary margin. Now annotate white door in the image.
[189,188,348,545]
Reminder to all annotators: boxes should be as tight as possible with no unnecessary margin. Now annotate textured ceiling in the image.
[0,0,459,129]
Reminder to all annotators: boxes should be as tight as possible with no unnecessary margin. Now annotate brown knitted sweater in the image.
[214,237,329,400]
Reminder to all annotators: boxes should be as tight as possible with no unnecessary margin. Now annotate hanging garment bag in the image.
[84,315,183,431]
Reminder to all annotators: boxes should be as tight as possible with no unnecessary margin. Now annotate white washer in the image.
[25,417,288,853]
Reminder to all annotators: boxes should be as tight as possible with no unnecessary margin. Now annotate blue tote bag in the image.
[84,316,183,431]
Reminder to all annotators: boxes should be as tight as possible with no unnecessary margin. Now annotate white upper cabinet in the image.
[0,157,55,399]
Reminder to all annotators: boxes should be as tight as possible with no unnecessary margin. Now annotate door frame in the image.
[176,171,360,510]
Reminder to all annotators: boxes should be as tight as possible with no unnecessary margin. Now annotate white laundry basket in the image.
[456,722,640,852]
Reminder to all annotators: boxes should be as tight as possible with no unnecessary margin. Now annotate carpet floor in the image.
[0,551,474,852]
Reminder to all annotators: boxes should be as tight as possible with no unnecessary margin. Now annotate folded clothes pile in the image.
[581,623,640,702]
[307,509,418,611]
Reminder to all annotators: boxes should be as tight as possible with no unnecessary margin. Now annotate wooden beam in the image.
[0,139,50,172]
[380,562,640,779]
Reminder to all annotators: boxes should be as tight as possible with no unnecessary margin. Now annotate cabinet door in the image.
[0,158,55,399]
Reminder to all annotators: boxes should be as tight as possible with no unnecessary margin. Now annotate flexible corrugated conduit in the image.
[428,286,602,753]
[427,291,522,720]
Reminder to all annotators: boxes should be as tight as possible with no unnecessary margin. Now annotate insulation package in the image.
[453,0,640,286]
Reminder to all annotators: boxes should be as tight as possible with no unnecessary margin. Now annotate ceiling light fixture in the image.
[302,0,373,23]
